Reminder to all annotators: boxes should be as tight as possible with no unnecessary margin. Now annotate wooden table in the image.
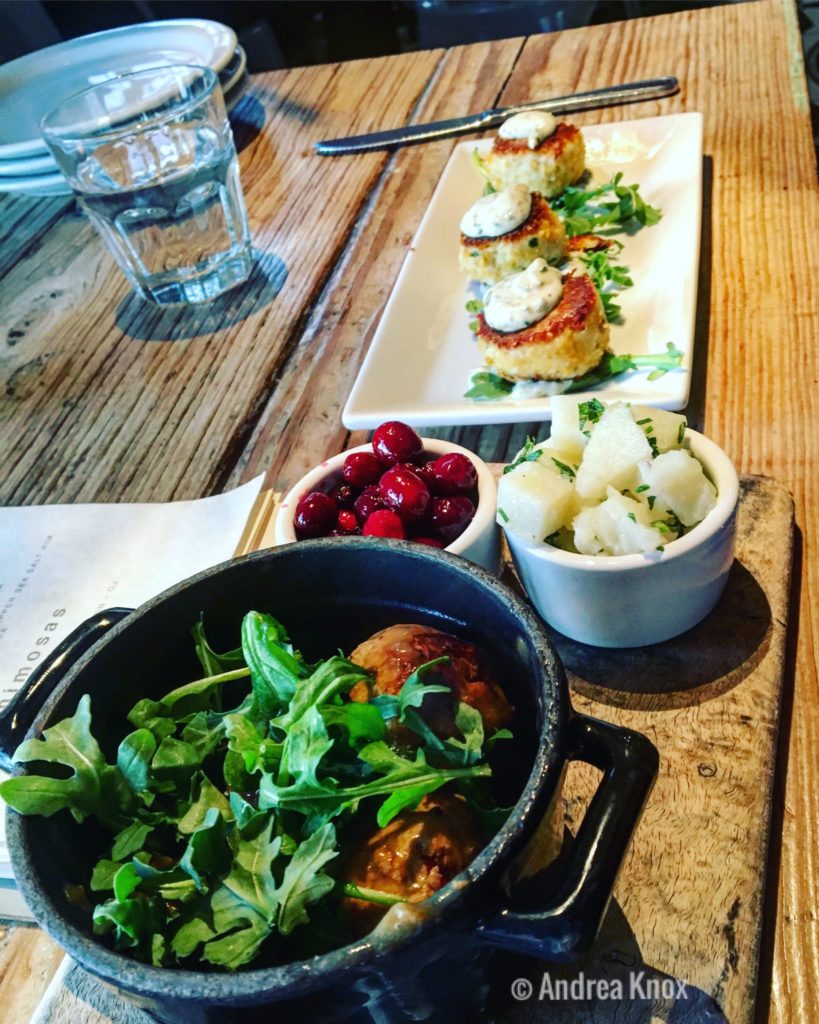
[0,0,816,1020]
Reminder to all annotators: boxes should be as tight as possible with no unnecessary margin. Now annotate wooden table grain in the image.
[0,1,816,1021]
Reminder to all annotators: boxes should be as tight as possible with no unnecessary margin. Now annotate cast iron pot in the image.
[0,540,658,1024]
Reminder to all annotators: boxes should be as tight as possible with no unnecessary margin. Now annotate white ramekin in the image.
[503,430,740,648]
[274,438,502,574]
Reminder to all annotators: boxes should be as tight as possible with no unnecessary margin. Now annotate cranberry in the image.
[414,536,445,548]
[342,451,383,487]
[372,421,423,466]
[362,509,405,539]
[413,459,439,491]
[430,453,478,495]
[429,496,475,541]
[337,509,360,533]
[294,491,337,538]
[354,485,386,524]
[331,483,357,508]
[379,465,431,522]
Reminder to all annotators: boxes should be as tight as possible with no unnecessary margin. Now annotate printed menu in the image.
[0,477,265,908]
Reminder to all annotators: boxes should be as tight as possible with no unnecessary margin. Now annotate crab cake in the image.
[476,259,609,381]
[483,111,586,198]
[459,186,567,284]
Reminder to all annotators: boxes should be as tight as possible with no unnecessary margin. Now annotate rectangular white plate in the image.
[343,112,703,429]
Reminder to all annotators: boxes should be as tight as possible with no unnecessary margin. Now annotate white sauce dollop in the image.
[498,110,557,149]
[484,258,563,333]
[460,183,532,238]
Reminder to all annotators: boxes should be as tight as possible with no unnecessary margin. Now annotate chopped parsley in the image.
[627,512,637,522]
[635,417,652,425]
[578,397,605,436]
[504,437,543,474]
[647,495,656,511]
[551,457,576,479]
[651,520,671,533]
[677,421,687,445]
[551,172,662,237]
[634,483,650,493]
[498,507,509,524]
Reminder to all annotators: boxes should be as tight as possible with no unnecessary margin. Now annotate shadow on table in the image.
[115,249,288,343]
[544,554,772,712]
[492,890,728,1023]
[229,93,267,152]
[684,154,713,433]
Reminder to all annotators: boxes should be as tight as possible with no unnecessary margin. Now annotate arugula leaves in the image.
[577,242,633,322]
[551,172,662,236]
[464,371,515,402]
[1,695,132,830]
[0,612,511,972]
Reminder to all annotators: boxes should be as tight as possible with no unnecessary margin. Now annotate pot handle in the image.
[476,713,658,961]
[0,608,133,772]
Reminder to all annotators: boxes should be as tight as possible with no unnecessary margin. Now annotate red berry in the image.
[342,451,383,487]
[362,509,405,539]
[429,496,475,541]
[354,485,385,525]
[378,465,431,522]
[331,483,357,508]
[372,421,423,466]
[414,536,445,548]
[337,509,360,533]
[414,459,439,491]
[430,452,478,495]
[294,492,337,538]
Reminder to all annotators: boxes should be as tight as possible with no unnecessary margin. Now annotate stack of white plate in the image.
[0,19,250,198]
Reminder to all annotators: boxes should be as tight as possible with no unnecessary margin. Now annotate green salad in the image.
[0,614,512,971]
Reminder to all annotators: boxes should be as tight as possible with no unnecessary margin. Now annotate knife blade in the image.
[315,76,678,155]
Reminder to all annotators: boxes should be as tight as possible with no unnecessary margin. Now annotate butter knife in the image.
[315,76,678,155]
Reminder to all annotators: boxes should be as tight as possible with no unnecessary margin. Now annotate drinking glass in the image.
[41,65,252,305]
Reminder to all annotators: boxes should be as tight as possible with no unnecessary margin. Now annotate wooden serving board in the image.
[26,476,793,1024]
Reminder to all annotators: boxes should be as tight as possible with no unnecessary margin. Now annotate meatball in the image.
[343,792,483,931]
[349,624,514,737]
[475,270,609,382]
[459,192,568,285]
[483,121,586,197]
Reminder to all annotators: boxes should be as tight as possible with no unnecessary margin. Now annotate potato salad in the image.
[496,396,717,556]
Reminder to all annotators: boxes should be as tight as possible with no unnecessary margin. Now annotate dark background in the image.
[2,1,819,152]
[0,1,743,69]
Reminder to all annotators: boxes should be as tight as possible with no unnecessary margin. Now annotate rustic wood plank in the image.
[0,50,443,506]
[224,35,526,492]
[0,925,63,1024]
[0,195,74,280]
[496,476,793,1024]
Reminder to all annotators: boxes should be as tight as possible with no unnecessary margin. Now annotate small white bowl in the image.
[274,438,502,574]
[503,430,740,648]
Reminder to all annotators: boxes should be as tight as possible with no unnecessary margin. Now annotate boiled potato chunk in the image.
[643,449,717,527]
[629,405,687,453]
[497,460,576,542]
[548,395,590,461]
[573,487,668,556]
[574,401,652,500]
